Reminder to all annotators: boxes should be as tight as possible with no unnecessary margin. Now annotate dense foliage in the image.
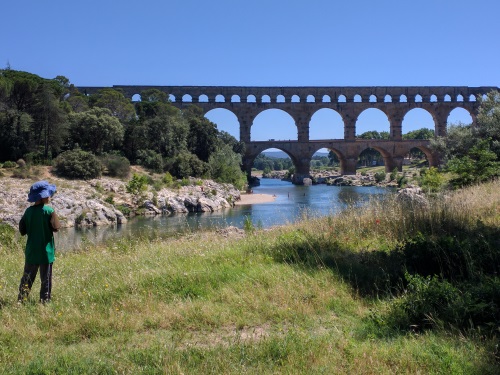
[0,69,246,186]
[431,90,500,187]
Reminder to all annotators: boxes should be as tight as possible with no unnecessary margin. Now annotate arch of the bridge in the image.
[244,139,436,181]
[186,101,478,142]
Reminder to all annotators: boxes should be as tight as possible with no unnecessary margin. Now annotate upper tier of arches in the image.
[98,85,498,104]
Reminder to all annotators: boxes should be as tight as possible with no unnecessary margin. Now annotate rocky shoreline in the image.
[0,176,241,229]
[262,169,402,187]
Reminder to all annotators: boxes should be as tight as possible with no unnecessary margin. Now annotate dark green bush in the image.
[136,149,164,173]
[2,161,17,168]
[53,150,102,180]
[374,171,386,183]
[101,154,130,178]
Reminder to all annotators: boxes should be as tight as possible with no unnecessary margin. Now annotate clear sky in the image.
[2,0,499,145]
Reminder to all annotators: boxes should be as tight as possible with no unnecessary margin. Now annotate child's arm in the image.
[50,212,61,232]
[19,216,27,236]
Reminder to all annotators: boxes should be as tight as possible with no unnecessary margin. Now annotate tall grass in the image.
[0,181,499,373]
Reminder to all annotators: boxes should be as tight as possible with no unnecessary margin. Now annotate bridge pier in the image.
[385,156,403,172]
[340,158,357,175]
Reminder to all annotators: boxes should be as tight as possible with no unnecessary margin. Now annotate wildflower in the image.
[375,219,380,224]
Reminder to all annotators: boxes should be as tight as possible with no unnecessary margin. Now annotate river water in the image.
[56,179,392,251]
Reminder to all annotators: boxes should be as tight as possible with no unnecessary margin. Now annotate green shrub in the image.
[162,172,174,185]
[101,154,130,178]
[374,171,386,183]
[53,150,102,179]
[11,166,31,179]
[419,167,444,192]
[2,161,17,168]
[136,149,164,173]
[390,168,398,181]
[126,174,149,195]
[115,204,132,217]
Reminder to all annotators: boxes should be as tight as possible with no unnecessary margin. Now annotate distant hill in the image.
[263,151,329,159]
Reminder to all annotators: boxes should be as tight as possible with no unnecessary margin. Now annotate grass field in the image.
[0,181,499,374]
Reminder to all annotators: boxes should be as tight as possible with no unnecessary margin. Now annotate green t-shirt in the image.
[20,204,56,264]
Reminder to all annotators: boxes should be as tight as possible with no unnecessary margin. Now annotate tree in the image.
[357,130,390,140]
[32,82,68,159]
[0,109,32,161]
[446,139,499,187]
[208,144,247,189]
[183,105,219,162]
[403,128,435,140]
[170,151,209,179]
[68,108,124,154]
[89,88,135,122]
[476,90,500,158]
[135,89,177,120]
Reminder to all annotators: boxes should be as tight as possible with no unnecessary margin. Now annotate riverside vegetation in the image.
[0,180,499,374]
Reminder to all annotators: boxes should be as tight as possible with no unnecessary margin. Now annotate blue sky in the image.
[2,0,499,144]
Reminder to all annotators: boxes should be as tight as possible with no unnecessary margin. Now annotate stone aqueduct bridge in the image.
[79,85,498,184]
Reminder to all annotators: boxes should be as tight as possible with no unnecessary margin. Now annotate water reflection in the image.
[56,179,393,251]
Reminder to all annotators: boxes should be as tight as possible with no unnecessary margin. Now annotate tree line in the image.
[0,69,247,188]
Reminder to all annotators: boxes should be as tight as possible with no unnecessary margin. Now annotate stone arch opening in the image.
[322,95,331,102]
[384,95,392,102]
[354,94,362,102]
[358,147,386,168]
[369,95,377,103]
[400,94,407,103]
[247,95,256,103]
[430,94,438,102]
[338,95,347,103]
[251,148,294,174]
[231,95,241,102]
[204,108,240,141]
[402,108,435,137]
[199,94,209,102]
[405,146,430,168]
[247,148,296,182]
[182,94,192,102]
[307,95,315,103]
[469,94,476,102]
[132,94,141,102]
[291,95,300,103]
[356,108,391,137]
[277,95,285,103]
[415,94,423,103]
[320,147,344,169]
[444,94,452,102]
[457,94,464,102]
[309,108,344,140]
[448,107,473,126]
[215,94,225,103]
[169,94,176,102]
[262,95,271,103]
[251,109,297,141]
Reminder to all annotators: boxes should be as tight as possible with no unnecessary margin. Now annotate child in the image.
[18,180,61,303]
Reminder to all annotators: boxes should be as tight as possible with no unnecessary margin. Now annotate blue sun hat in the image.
[27,181,57,203]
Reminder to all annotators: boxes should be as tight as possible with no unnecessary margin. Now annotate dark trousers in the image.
[18,263,53,302]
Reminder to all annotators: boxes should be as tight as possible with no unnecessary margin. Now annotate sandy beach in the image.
[235,193,276,205]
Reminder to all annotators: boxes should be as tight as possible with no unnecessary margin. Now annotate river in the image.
[56,179,392,251]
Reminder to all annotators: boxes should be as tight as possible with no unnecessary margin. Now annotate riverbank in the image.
[0,166,242,229]
[0,180,498,373]
[234,192,276,205]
